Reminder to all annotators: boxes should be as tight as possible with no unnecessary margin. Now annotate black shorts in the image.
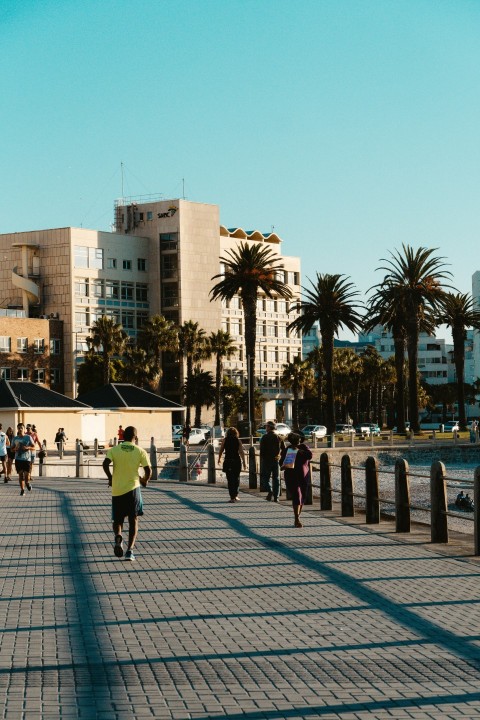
[111,487,144,524]
[7,449,15,460]
[15,459,31,473]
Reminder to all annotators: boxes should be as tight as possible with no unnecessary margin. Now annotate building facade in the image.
[0,198,301,422]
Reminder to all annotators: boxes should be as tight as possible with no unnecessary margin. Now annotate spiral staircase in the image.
[11,242,40,315]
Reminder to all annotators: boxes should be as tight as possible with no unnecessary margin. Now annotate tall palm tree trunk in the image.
[323,334,335,434]
[185,356,193,426]
[393,334,406,432]
[406,319,420,432]
[453,327,466,429]
[242,296,257,434]
[214,354,222,427]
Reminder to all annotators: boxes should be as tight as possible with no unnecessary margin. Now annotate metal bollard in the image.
[208,444,216,483]
[365,456,379,524]
[248,446,257,489]
[319,452,332,510]
[430,460,448,543]
[59,440,64,459]
[341,454,354,517]
[149,437,158,481]
[179,444,188,482]
[94,438,98,458]
[395,458,410,533]
[305,463,313,505]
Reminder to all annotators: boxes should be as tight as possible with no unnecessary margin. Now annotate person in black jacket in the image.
[218,427,246,502]
[260,421,285,502]
[281,433,313,527]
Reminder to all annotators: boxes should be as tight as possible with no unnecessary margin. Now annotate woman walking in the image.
[218,427,246,502]
[281,433,312,527]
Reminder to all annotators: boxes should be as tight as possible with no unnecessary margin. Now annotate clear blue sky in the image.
[2,0,479,339]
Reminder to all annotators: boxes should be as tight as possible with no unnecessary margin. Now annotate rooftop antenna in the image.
[121,161,124,201]
[182,178,185,200]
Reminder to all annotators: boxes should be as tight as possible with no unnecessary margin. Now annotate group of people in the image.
[0,422,42,494]
[455,491,474,512]
[218,420,312,528]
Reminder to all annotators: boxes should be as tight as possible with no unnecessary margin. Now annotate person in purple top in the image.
[280,433,313,528]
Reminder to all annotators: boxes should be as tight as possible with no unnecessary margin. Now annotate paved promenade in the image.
[2,478,480,720]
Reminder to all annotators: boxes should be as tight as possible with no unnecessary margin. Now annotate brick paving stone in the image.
[2,478,480,718]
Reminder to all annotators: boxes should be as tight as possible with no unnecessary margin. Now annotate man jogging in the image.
[102,426,151,562]
[13,423,35,496]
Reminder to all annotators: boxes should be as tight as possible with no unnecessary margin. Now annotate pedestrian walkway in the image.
[1,478,480,719]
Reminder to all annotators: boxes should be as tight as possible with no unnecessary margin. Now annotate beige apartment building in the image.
[0,198,301,422]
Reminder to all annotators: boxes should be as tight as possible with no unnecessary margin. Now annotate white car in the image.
[173,427,208,445]
[335,424,356,435]
[444,421,460,432]
[301,425,327,439]
[256,422,292,438]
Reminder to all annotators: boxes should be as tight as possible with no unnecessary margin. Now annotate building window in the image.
[121,282,134,301]
[137,258,147,272]
[92,280,104,298]
[74,246,89,268]
[267,324,277,337]
[89,248,104,269]
[160,233,178,251]
[277,300,287,313]
[17,337,28,353]
[107,258,117,269]
[147,211,153,221]
[105,281,120,300]
[34,339,45,354]
[50,338,61,355]
[75,311,89,326]
[277,324,287,338]
[0,337,11,352]
[75,279,89,297]
[74,247,103,269]
[136,284,148,302]
[136,312,148,329]
[161,254,178,279]
[230,321,241,336]
[0,368,11,380]
[121,311,135,329]
[162,284,179,308]
[122,259,132,271]
[33,369,45,384]
[17,368,28,381]
[51,368,61,385]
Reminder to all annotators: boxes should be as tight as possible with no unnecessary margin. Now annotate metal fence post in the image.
[208,444,216,484]
[474,467,480,555]
[365,456,379,524]
[305,463,313,505]
[319,452,332,510]
[330,433,336,449]
[248,446,257,489]
[179,444,188,482]
[149,437,158,481]
[59,440,64,459]
[94,438,98,458]
[430,460,448,543]
[341,454,354,517]
[350,432,354,448]
[75,441,83,478]
[395,458,410,533]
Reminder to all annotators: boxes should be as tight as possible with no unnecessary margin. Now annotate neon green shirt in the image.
[106,442,150,497]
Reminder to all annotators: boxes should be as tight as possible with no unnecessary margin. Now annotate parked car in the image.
[444,421,460,432]
[335,424,356,435]
[256,422,292,438]
[369,424,381,436]
[301,424,327,440]
[355,423,371,436]
[392,422,411,433]
[172,427,208,445]
[172,425,183,435]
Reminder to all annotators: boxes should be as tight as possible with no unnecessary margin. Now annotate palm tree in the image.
[178,321,209,425]
[137,315,178,392]
[333,347,363,423]
[184,367,216,428]
[281,356,313,431]
[121,345,158,389]
[209,330,237,427]
[86,315,127,385]
[306,346,324,420]
[288,274,363,434]
[373,245,450,432]
[210,242,292,433]
[439,292,480,430]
